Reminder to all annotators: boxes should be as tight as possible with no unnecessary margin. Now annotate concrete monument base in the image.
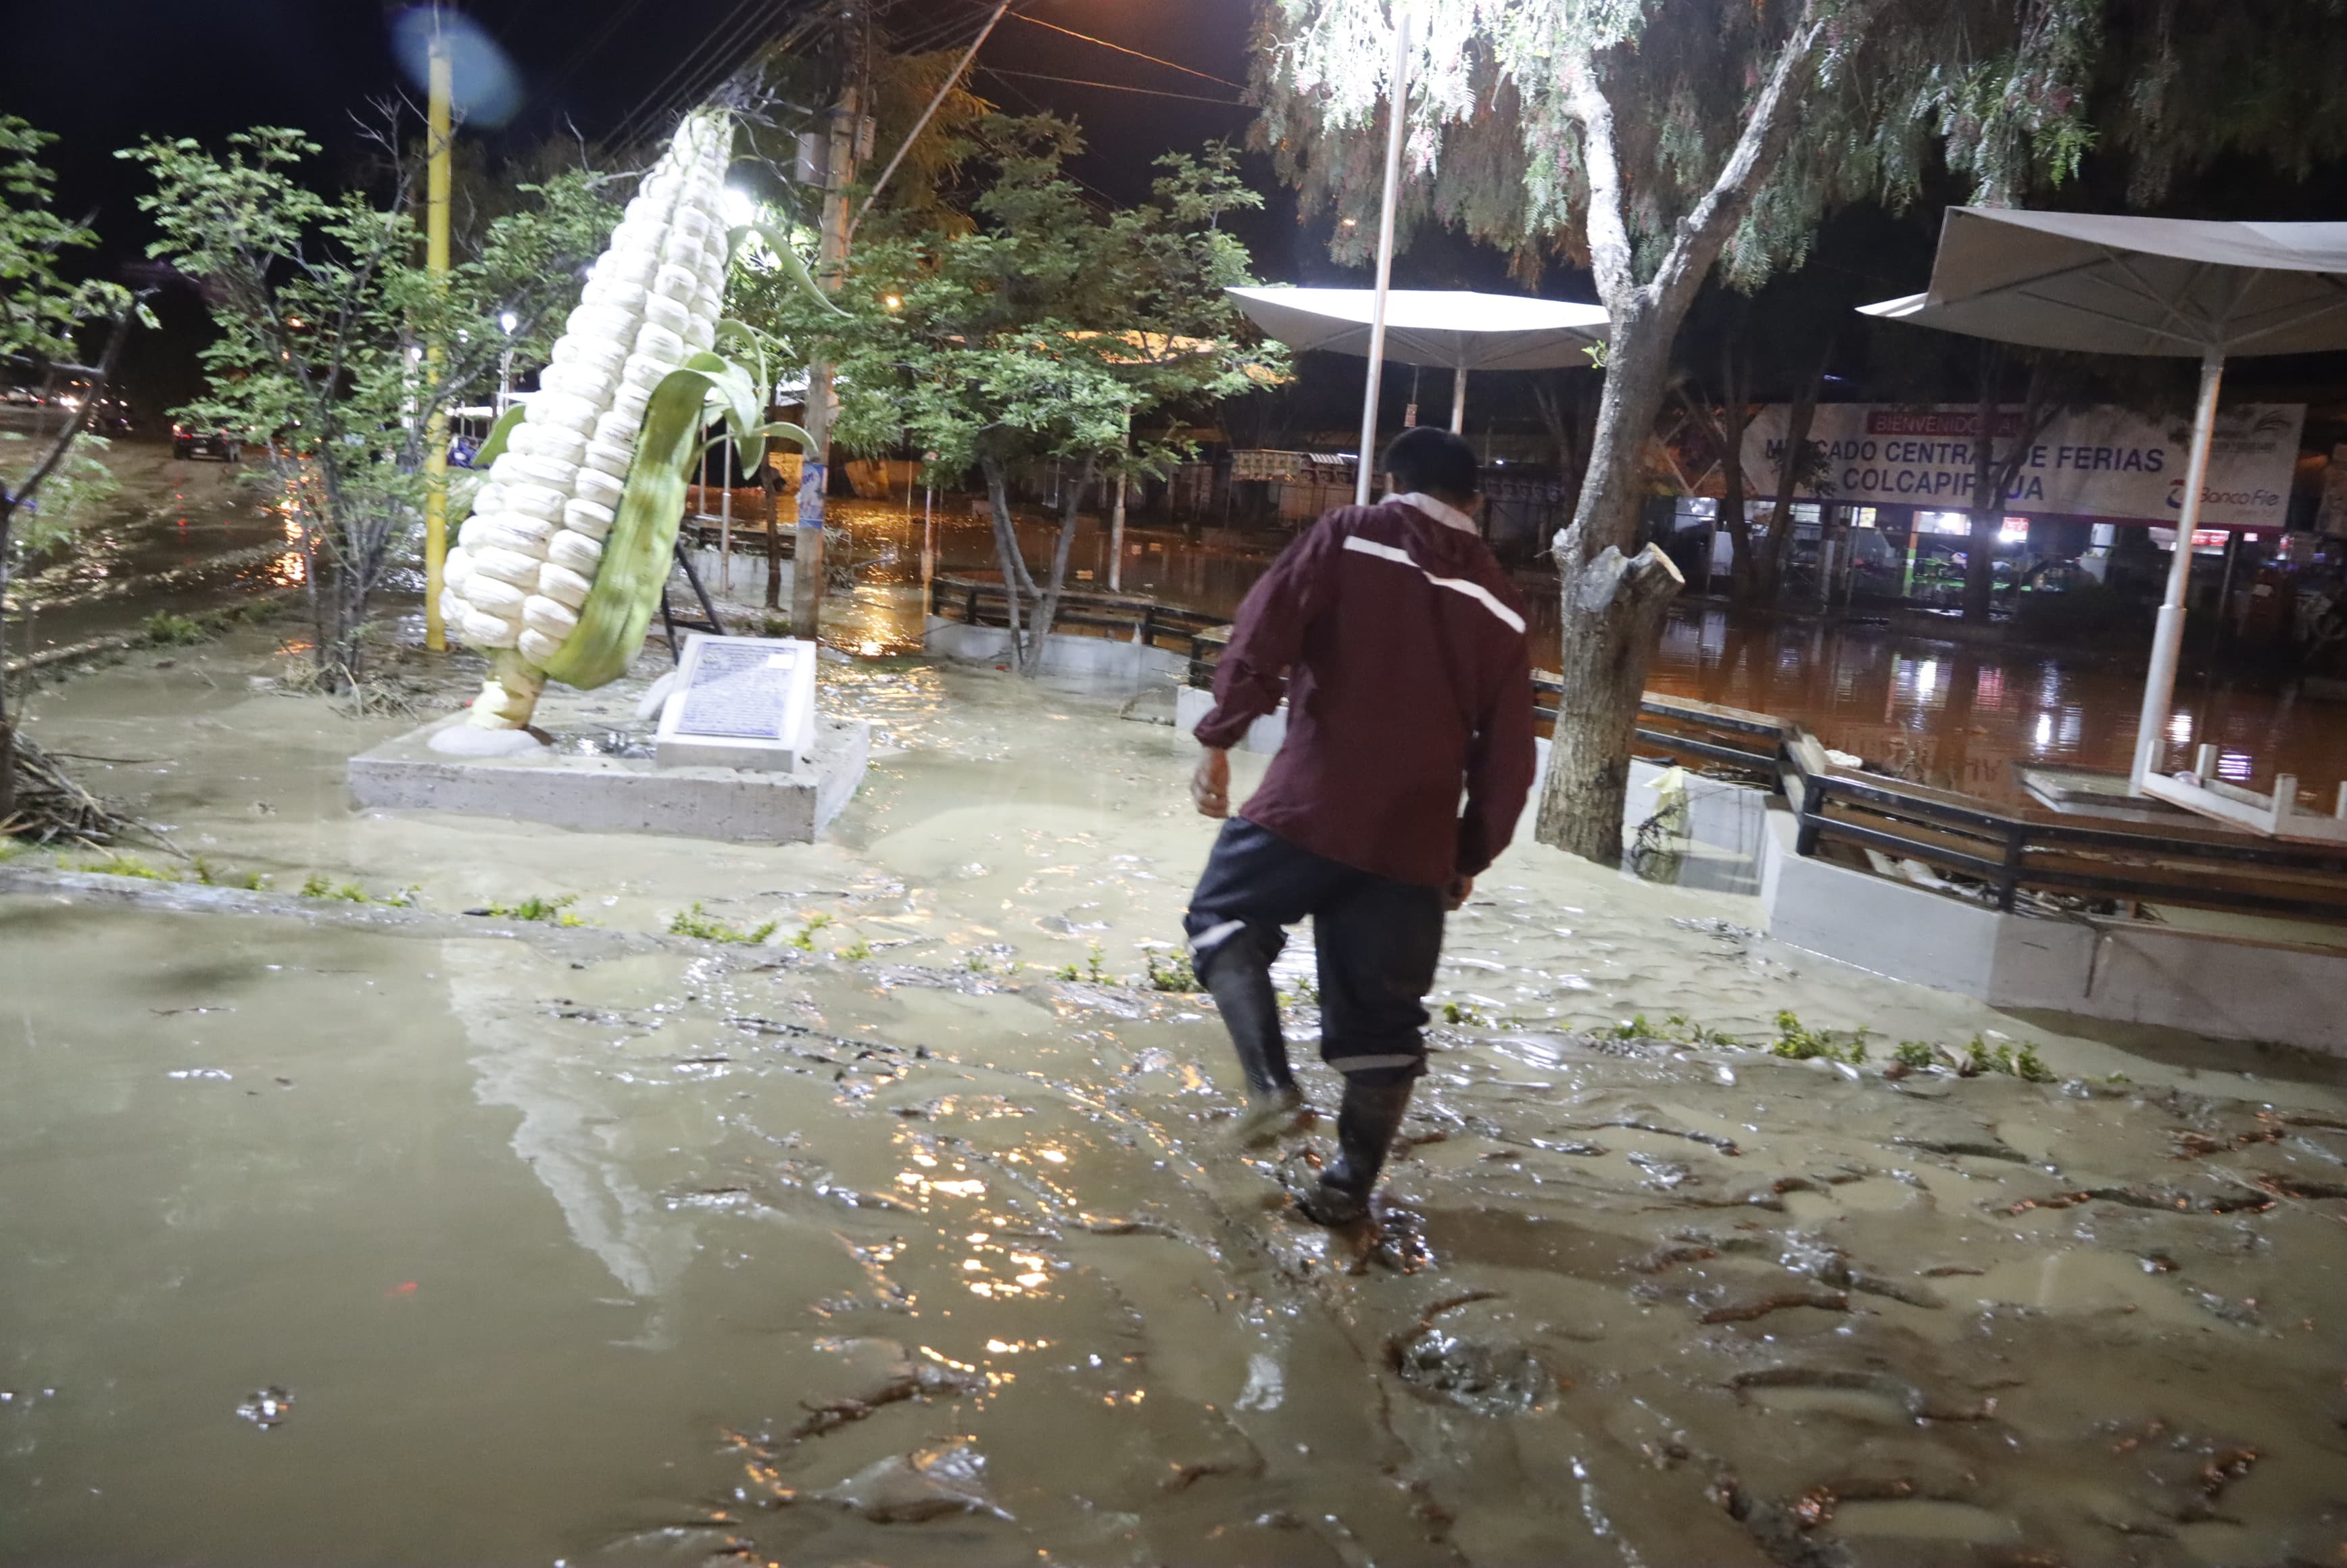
[349,712,869,843]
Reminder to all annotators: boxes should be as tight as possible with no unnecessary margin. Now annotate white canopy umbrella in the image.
[1860,206,2347,798]
[1228,285,1610,491]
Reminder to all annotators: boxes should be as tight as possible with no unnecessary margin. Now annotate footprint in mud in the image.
[1389,1327,1555,1416]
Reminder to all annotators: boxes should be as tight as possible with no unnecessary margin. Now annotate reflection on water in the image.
[1642,603,2347,802]
[800,501,2342,806]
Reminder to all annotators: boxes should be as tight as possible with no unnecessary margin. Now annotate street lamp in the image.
[498,310,519,414]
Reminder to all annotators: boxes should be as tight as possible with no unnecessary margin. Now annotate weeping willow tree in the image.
[1252,0,2346,862]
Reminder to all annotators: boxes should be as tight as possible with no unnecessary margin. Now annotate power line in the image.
[1004,13,1243,90]
[536,0,661,103]
[976,68,1250,107]
[603,0,799,151]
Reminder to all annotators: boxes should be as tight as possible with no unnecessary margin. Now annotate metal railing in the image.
[928,575,1229,666]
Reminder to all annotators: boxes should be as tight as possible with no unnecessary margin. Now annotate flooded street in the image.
[809,500,2345,807]
[1640,606,2347,806]
[6,619,2347,1565]
[3,439,299,660]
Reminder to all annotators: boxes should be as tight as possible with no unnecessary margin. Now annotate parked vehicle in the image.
[172,422,239,461]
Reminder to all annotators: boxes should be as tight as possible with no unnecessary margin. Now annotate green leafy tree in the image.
[771,116,1285,675]
[1,116,144,829]
[120,120,619,683]
[1253,0,2347,863]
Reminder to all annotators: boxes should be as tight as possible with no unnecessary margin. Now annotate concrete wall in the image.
[1758,809,2347,1053]
[925,617,1191,690]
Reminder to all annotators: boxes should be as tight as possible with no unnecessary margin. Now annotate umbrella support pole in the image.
[1450,366,1468,434]
[2129,348,2225,795]
[1353,6,1411,506]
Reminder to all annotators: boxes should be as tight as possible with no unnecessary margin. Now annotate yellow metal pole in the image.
[422,16,454,652]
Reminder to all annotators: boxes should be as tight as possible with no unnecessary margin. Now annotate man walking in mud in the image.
[1184,426,1535,1225]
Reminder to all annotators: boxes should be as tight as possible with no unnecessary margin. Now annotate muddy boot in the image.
[1297,1079,1413,1226]
[1200,942,1302,1146]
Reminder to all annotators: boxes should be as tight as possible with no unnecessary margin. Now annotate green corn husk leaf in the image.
[537,360,733,691]
[474,402,529,469]
[727,222,848,316]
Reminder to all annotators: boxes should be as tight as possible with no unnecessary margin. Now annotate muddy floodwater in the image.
[5,616,2347,1566]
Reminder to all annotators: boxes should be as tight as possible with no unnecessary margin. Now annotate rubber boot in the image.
[1297,1079,1413,1226]
[1199,941,1302,1146]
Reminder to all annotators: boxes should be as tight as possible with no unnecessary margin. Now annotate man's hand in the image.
[1191,747,1232,818]
[1443,875,1474,912]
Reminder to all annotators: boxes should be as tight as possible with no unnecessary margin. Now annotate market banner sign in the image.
[1741,403,2305,529]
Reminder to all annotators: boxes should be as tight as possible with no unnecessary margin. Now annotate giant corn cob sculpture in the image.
[437,107,790,748]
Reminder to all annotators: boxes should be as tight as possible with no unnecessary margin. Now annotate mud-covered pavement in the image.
[5,626,2346,1567]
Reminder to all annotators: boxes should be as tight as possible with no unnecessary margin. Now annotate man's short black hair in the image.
[1383,426,1480,500]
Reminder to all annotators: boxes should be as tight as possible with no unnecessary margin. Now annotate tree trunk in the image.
[758,458,786,613]
[1756,333,1833,604]
[1019,456,1094,678]
[0,495,17,827]
[1534,301,1686,864]
[1535,5,1848,864]
[979,457,1026,654]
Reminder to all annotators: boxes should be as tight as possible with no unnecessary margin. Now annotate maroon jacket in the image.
[1195,495,1537,888]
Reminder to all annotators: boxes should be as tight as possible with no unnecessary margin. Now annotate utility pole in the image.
[422,13,454,652]
[794,14,870,636]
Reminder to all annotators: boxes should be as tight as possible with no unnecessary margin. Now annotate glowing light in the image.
[858,639,884,656]
[2168,712,2193,744]
[883,295,902,311]
[2033,714,2054,748]
[720,184,759,229]
[499,310,518,335]
[1038,1149,1067,1165]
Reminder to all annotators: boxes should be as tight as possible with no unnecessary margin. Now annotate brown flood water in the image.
[815,501,2346,806]
[5,623,2347,1565]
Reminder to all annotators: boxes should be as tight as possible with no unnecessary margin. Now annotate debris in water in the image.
[235,1387,293,1428]
[816,1444,1012,1522]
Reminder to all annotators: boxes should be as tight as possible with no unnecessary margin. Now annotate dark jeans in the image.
[1182,818,1446,1087]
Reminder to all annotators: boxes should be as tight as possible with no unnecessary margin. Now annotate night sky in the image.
[3,0,1402,414]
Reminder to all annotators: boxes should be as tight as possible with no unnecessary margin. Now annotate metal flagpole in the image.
[2129,347,2225,793]
[1353,2,1412,506]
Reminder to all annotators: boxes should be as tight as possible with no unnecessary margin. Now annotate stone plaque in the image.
[654,633,817,772]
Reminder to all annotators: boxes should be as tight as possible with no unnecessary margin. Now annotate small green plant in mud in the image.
[1770,1010,1868,1064]
[1954,1035,2056,1083]
[483,893,581,925]
[78,852,171,881]
[1283,973,1318,1008]
[141,610,210,647]
[1893,1040,1938,1071]
[1658,1012,1741,1048]
[1612,1012,1658,1040]
[1143,950,1199,992]
[1056,944,1111,983]
[668,902,778,944]
[1444,1000,1491,1028]
[786,912,836,951]
[840,937,873,962]
[189,856,269,891]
